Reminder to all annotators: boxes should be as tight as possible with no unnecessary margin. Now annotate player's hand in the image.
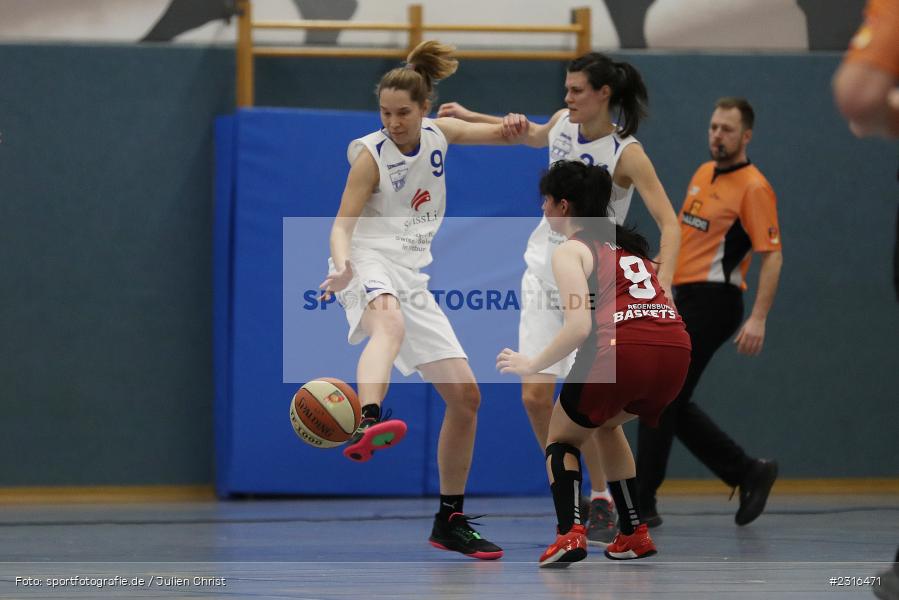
[888,88,899,110]
[502,113,529,141]
[834,62,899,138]
[319,260,353,301]
[437,102,472,120]
[656,272,675,308]
[734,315,765,356]
[661,284,675,309]
[496,347,536,376]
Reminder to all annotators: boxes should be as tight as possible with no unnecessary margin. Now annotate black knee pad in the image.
[545,442,582,478]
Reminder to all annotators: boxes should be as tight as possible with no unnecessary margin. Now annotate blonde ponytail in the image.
[377,40,458,106]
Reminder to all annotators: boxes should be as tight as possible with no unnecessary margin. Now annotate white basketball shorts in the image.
[330,250,467,377]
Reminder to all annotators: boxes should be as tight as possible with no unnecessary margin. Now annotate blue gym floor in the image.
[0,494,896,599]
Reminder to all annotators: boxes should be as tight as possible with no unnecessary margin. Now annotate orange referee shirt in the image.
[673,161,781,290]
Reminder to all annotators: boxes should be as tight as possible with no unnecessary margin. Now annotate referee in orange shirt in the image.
[636,98,783,527]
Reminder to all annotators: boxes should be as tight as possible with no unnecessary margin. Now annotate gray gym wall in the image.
[0,44,896,485]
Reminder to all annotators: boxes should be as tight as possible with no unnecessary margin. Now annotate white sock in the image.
[590,488,614,505]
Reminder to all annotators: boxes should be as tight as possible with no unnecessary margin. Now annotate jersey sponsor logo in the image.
[402,209,439,229]
[683,201,708,231]
[324,391,346,405]
[768,227,780,244]
[551,137,572,160]
[613,303,678,323]
[411,188,431,211]
[388,161,409,191]
[363,279,387,295]
[683,212,709,232]
[548,229,566,246]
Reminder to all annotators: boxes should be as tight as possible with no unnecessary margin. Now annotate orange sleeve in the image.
[844,0,899,78]
[740,181,782,252]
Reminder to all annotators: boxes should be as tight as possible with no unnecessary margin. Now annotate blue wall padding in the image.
[215,108,555,496]
[213,116,236,497]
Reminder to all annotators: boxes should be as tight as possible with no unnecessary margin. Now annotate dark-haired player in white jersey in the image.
[439,52,680,546]
[319,40,528,560]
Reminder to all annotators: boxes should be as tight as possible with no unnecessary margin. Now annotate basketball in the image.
[289,378,361,448]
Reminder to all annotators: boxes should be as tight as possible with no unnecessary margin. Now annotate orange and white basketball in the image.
[289,378,361,448]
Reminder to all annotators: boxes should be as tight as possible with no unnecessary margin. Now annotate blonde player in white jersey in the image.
[319,40,527,560]
[438,52,680,546]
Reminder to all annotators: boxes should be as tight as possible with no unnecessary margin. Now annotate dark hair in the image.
[539,160,650,259]
[376,40,458,107]
[715,97,754,130]
[568,52,648,137]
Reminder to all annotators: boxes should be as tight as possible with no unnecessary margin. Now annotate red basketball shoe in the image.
[342,409,407,462]
[538,524,588,568]
[604,523,657,560]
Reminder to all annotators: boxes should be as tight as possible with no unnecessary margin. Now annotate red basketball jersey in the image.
[571,233,691,350]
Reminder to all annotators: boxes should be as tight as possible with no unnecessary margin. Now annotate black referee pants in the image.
[636,282,755,504]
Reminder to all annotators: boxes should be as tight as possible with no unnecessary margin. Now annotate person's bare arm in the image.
[320,151,378,299]
[833,61,899,138]
[437,102,503,124]
[497,241,593,375]
[734,250,783,355]
[615,143,680,298]
[433,117,514,145]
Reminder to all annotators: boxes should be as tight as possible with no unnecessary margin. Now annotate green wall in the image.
[0,44,895,485]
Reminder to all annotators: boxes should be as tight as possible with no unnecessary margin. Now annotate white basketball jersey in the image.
[347,118,448,269]
[524,110,639,285]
